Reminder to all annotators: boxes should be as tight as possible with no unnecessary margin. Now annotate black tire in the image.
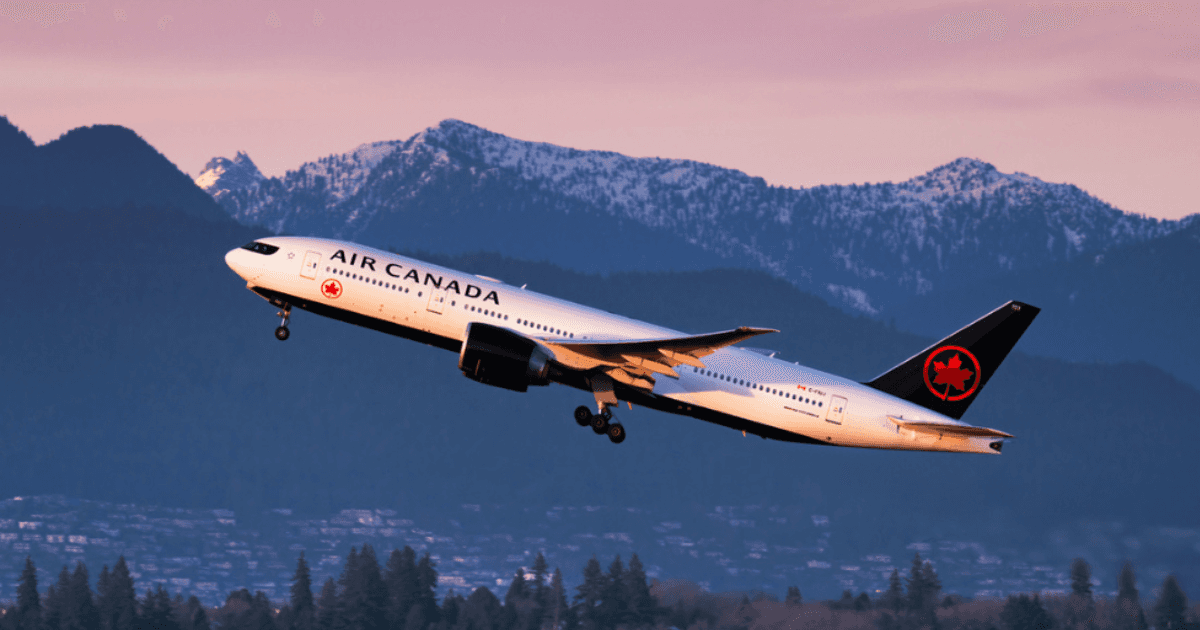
[607,423,626,444]
[600,407,613,421]
[574,406,593,426]
[275,326,290,341]
[590,414,609,434]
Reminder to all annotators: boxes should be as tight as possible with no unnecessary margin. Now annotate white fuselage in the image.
[226,236,1003,454]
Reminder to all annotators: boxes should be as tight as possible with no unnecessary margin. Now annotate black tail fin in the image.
[864,301,1039,419]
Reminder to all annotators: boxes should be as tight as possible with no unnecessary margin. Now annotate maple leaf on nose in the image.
[933,353,974,391]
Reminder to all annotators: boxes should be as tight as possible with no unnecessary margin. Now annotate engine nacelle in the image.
[458,322,551,392]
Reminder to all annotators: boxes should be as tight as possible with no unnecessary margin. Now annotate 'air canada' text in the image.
[331,249,501,305]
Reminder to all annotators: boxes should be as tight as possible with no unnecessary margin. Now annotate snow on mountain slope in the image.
[197,120,1192,313]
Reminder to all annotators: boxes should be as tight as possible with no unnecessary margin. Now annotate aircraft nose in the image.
[225,247,255,281]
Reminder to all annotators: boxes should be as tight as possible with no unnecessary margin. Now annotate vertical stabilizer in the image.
[864,301,1039,419]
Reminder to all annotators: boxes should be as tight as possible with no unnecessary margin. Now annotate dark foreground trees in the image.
[2,552,1193,630]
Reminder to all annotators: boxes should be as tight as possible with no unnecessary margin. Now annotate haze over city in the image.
[3,0,1198,220]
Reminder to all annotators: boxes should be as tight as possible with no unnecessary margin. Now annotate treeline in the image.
[0,549,1193,630]
[0,545,660,630]
[775,554,1194,630]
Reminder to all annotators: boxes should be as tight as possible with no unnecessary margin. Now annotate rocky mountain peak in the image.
[196,151,264,194]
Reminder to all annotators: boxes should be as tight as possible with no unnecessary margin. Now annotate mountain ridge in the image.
[197,119,1193,314]
[0,116,228,223]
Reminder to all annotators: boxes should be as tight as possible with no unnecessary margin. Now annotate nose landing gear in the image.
[274,304,292,341]
[572,404,625,444]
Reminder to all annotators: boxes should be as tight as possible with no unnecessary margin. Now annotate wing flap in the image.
[544,326,777,391]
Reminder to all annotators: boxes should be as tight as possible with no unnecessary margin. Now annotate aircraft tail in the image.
[864,301,1039,420]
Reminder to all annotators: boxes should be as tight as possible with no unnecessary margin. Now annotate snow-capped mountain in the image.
[198,120,1191,314]
[195,151,265,200]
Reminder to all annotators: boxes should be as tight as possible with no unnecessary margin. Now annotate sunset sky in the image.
[3,0,1198,220]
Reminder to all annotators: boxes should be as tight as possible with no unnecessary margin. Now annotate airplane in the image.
[225,237,1038,453]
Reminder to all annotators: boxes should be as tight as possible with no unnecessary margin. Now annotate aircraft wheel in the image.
[590,414,609,435]
[600,407,613,421]
[574,406,593,427]
[275,326,290,341]
[607,423,626,444]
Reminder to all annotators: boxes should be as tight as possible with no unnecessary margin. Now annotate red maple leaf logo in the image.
[932,353,974,391]
[322,279,342,298]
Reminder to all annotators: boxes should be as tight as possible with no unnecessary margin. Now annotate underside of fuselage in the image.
[250,286,828,446]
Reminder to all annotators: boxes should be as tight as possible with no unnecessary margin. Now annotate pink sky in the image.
[3,0,1198,220]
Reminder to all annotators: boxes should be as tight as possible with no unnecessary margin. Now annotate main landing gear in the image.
[573,405,626,444]
[274,304,292,341]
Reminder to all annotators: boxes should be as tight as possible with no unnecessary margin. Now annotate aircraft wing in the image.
[543,326,777,391]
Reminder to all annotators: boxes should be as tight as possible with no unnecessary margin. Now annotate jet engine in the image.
[458,323,551,392]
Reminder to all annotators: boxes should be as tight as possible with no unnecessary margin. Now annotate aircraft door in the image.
[300,251,321,279]
[427,288,447,314]
[826,395,847,425]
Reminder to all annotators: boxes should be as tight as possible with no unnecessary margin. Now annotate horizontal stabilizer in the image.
[889,417,1013,439]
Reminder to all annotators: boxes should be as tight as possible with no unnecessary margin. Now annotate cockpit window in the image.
[241,241,280,255]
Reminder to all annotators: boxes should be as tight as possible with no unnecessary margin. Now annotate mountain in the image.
[195,151,265,199]
[891,219,1200,390]
[0,116,227,222]
[196,119,1192,314]
[2,205,1199,550]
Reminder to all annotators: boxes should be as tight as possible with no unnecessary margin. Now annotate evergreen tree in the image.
[139,586,180,630]
[290,552,315,630]
[64,562,99,630]
[785,587,802,608]
[1066,559,1096,630]
[574,557,605,622]
[546,569,569,630]
[506,569,528,607]
[597,556,627,628]
[1152,575,1188,630]
[441,592,465,629]
[179,596,210,630]
[530,554,549,609]
[96,568,111,630]
[1119,562,1140,602]
[456,588,501,630]
[905,553,941,620]
[244,591,275,630]
[855,593,872,612]
[385,547,419,630]
[623,554,656,628]
[1114,562,1149,630]
[1000,594,1054,630]
[881,570,904,613]
[339,545,387,630]
[1070,559,1093,598]
[45,565,73,630]
[14,557,41,630]
[315,579,339,630]
[416,553,441,627]
[97,558,137,630]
